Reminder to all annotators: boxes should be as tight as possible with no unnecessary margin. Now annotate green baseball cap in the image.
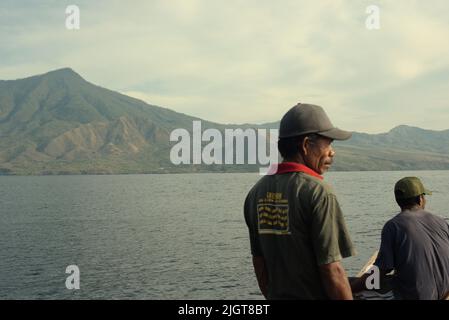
[279,103,352,140]
[394,177,432,200]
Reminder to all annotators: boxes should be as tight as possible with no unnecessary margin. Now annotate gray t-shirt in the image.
[244,171,355,299]
[375,209,449,300]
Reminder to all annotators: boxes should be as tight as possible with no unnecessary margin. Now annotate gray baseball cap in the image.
[279,103,352,140]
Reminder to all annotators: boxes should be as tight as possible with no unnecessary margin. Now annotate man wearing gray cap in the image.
[244,103,356,299]
[352,177,449,299]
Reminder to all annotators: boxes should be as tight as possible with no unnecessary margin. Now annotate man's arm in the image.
[319,261,353,300]
[252,256,268,299]
[351,222,396,294]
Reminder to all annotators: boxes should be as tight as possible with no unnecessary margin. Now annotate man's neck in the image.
[401,205,423,213]
[283,155,305,165]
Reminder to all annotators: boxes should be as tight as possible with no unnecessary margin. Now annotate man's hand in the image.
[350,268,393,294]
[319,261,353,300]
[350,273,370,293]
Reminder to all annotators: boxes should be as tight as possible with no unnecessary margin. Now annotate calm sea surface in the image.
[1,171,449,299]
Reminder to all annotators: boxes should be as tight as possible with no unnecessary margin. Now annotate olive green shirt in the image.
[244,169,355,299]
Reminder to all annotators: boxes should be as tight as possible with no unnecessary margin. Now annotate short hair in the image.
[277,133,320,159]
[395,195,421,208]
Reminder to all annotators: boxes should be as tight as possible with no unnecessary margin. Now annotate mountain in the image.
[260,122,449,171]
[332,125,449,171]
[1,68,449,175]
[0,68,223,174]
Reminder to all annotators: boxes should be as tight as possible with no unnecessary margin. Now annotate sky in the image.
[1,0,448,133]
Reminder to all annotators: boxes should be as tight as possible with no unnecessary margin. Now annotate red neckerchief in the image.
[272,162,323,180]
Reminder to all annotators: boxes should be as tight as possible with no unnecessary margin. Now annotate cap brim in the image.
[318,128,352,141]
[424,188,432,196]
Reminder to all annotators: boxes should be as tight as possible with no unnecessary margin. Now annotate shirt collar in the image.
[272,162,323,180]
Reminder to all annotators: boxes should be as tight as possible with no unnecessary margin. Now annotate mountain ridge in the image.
[1,68,449,175]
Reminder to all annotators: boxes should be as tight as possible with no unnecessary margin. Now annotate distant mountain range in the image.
[1,68,449,175]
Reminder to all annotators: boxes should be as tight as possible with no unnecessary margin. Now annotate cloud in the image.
[1,0,449,133]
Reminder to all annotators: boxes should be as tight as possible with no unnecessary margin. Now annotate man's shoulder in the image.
[246,174,270,194]
[245,175,274,204]
[381,214,402,232]
[245,172,336,200]
[421,209,447,221]
[420,210,449,229]
[384,210,429,230]
[387,210,415,224]
[394,209,438,224]
[298,173,335,196]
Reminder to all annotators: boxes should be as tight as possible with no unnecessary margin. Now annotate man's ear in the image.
[301,137,309,156]
[419,194,426,208]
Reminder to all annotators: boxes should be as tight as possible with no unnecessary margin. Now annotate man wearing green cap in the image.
[352,177,449,299]
[244,103,356,299]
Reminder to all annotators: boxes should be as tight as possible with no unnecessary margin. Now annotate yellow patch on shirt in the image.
[257,192,290,235]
